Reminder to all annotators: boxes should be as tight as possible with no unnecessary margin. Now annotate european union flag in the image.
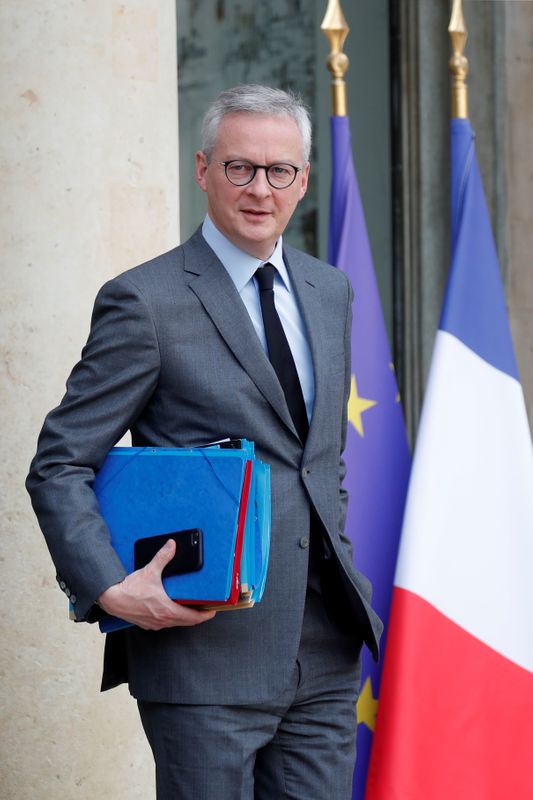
[328,115,411,799]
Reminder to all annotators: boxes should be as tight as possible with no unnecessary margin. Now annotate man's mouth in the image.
[241,208,270,217]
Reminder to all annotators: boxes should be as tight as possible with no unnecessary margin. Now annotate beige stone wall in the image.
[0,2,179,797]
[505,4,533,423]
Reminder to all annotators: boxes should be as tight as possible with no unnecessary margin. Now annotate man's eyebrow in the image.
[222,156,300,164]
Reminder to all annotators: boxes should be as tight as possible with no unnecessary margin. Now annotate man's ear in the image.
[298,162,310,200]
[195,151,209,192]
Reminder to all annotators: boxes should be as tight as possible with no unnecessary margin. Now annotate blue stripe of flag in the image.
[440,119,519,380]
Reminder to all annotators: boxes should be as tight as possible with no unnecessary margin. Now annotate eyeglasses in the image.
[218,160,302,189]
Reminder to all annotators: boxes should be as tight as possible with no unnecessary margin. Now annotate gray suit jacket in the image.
[27,229,382,703]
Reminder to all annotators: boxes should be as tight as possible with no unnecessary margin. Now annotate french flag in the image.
[366,118,533,799]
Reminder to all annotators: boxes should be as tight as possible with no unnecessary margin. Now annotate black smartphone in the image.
[134,528,204,578]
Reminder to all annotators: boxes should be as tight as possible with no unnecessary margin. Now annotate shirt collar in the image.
[202,215,290,293]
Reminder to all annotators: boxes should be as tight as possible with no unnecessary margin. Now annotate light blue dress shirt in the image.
[202,215,315,422]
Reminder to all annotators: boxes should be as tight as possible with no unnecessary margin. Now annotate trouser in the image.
[138,588,363,800]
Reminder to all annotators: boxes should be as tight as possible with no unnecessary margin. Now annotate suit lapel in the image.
[283,246,330,456]
[182,232,299,439]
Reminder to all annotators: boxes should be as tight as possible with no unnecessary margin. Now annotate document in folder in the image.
[90,441,270,633]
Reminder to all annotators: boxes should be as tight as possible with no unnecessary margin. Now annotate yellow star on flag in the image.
[348,375,377,436]
[389,362,401,403]
[357,676,379,731]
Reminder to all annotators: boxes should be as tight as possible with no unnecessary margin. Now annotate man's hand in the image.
[97,538,217,630]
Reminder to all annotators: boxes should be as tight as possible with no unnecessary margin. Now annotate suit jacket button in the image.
[65,588,71,598]
[59,580,67,590]
[70,594,77,604]
[299,536,309,549]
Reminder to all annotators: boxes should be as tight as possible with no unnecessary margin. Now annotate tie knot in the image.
[255,263,276,292]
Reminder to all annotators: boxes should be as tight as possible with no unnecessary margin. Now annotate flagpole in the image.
[321,0,350,117]
[448,0,469,119]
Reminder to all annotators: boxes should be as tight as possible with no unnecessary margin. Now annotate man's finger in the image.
[147,538,176,576]
[166,602,217,625]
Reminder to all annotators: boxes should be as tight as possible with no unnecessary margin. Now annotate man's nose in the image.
[245,167,272,197]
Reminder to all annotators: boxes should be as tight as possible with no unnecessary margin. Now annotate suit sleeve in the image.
[338,275,353,543]
[26,275,161,621]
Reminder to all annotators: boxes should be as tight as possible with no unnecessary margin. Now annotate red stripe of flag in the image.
[366,588,533,800]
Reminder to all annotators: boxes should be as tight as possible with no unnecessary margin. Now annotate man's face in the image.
[195,113,310,260]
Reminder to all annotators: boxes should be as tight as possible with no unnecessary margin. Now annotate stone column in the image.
[0,2,179,797]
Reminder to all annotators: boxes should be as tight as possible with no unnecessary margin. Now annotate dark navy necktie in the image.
[255,264,309,444]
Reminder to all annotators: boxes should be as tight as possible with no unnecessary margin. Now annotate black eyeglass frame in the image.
[218,160,302,189]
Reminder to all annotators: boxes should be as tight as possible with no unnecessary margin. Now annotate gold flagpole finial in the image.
[321,0,350,116]
[448,0,469,119]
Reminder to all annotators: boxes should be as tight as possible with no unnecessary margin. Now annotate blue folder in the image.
[84,441,270,633]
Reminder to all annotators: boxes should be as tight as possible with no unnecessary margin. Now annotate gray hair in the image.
[201,84,312,164]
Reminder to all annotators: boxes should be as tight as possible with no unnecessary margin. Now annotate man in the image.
[27,85,382,799]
